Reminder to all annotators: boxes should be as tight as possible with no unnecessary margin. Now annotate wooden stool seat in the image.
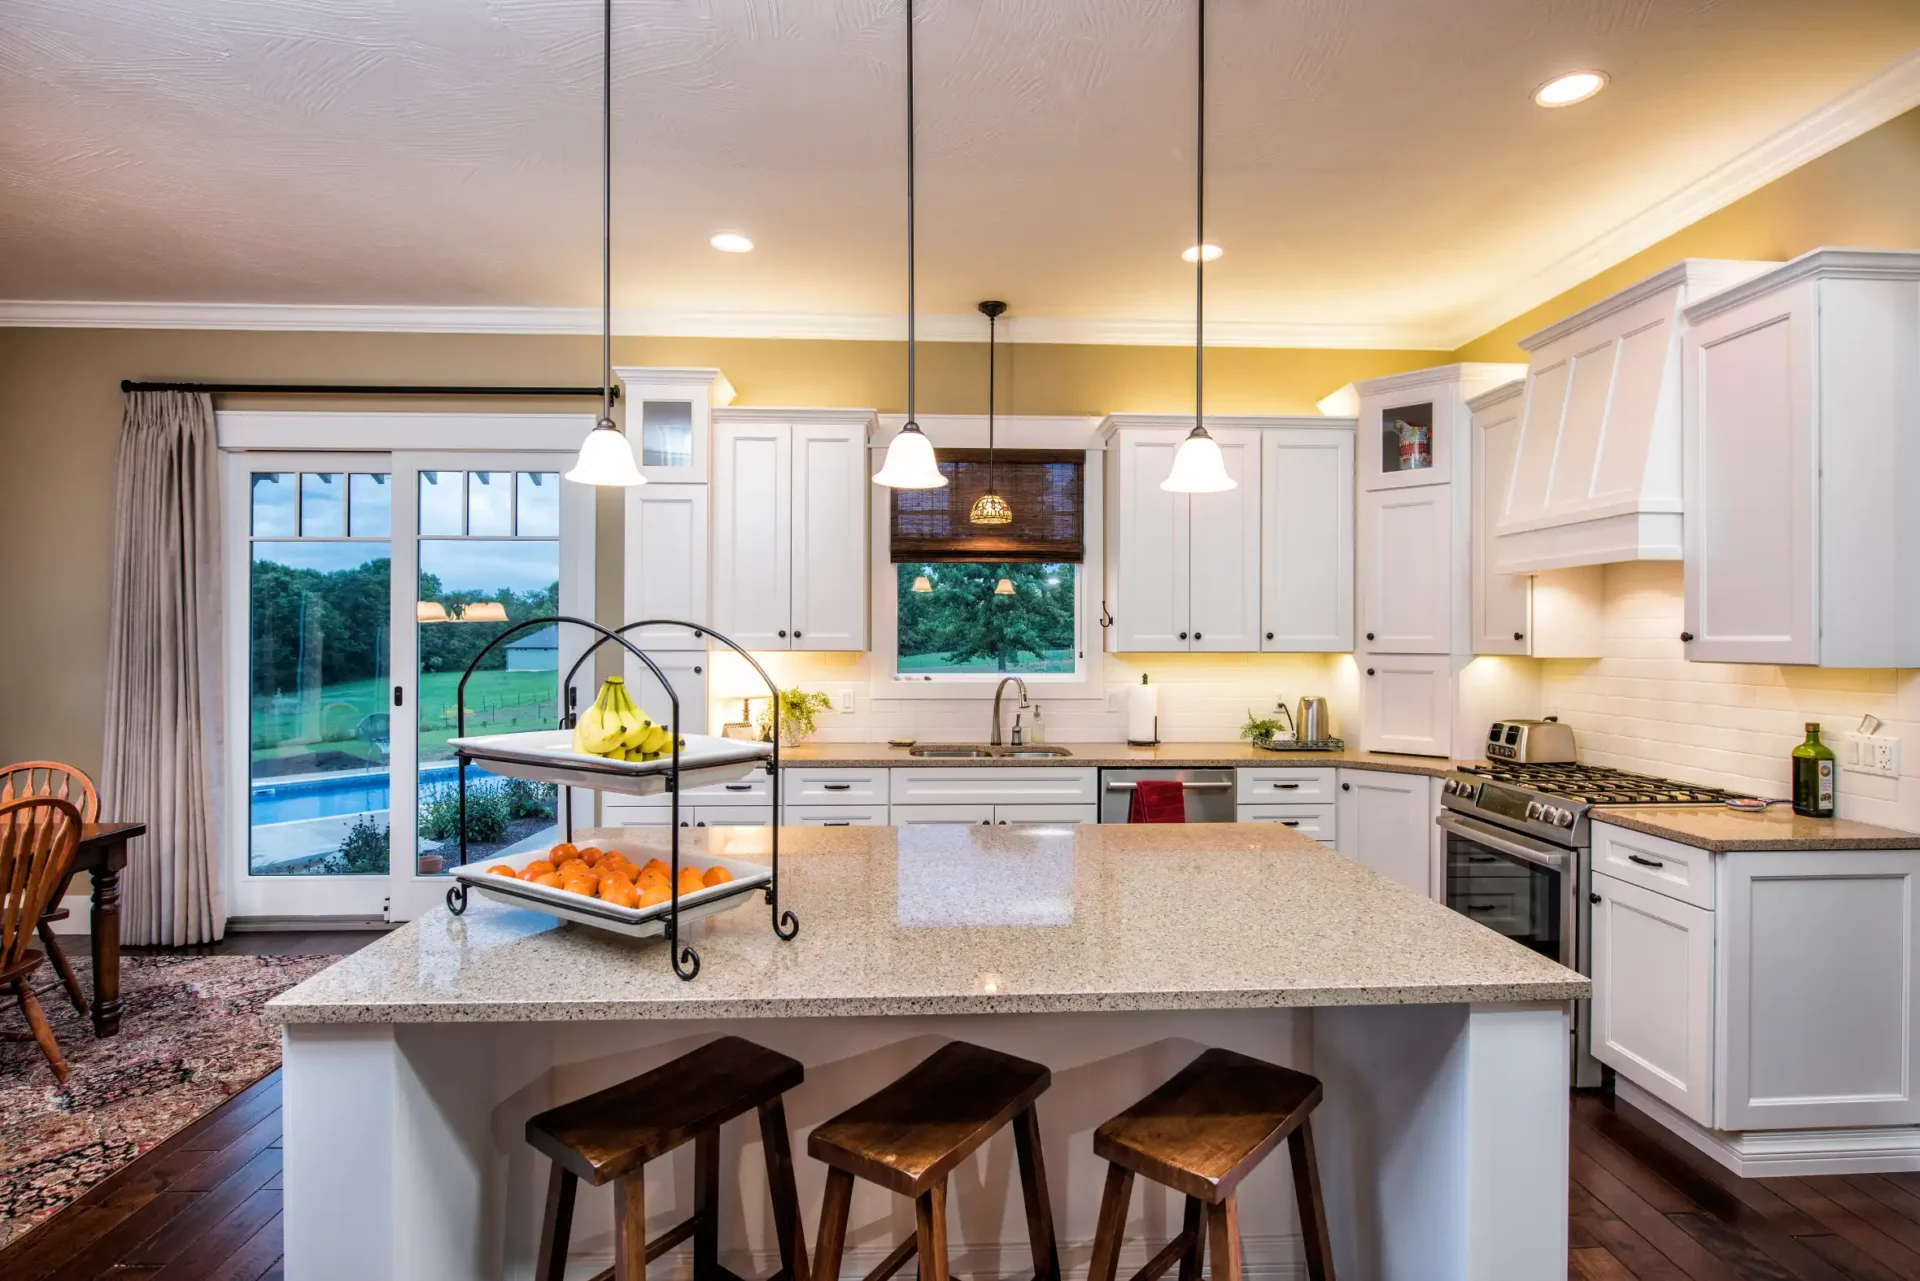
[524,1035,808,1281]
[809,1041,1060,1281]
[1088,1048,1336,1281]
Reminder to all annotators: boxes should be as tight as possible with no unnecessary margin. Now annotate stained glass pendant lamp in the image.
[1162,0,1236,495]
[970,300,1013,524]
[566,0,646,487]
[872,0,947,490]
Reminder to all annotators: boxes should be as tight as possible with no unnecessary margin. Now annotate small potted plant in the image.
[756,688,835,748]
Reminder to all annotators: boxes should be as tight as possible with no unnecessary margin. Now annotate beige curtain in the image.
[100,391,226,944]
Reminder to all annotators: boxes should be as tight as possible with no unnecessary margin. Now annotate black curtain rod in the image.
[119,380,620,399]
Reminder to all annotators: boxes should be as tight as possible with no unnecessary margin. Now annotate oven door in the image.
[1438,811,1575,968]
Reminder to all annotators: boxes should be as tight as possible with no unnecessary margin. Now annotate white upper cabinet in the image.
[1359,486,1452,653]
[623,483,708,651]
[1492,261,1776,574]
[1358,653,1455,757]
[711,411,874,651]
[1468,382,1531,655]
[1102,416,1351,654]
[614,367,735,484]
[1260,426,1354,652]
[1681,250,1920,666]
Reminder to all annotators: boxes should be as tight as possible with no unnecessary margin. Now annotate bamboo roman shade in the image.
[890,449,1085,562]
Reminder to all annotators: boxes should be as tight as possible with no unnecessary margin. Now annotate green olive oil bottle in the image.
[1791,723,1836,818]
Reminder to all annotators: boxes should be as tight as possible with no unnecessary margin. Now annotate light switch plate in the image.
[835,689,857,714]
[1844,732,1901,779]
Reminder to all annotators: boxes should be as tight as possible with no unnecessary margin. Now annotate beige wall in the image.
[0,326,1436,772]
[1454,106,1920,361]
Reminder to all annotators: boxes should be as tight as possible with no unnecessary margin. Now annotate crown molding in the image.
[1464,379,1527,412]
[1683,247,1920,322]
[1350,361,1527,397]
[0,298,1452,351]
[1517,258,1778,352]
[1441,46,1920,348]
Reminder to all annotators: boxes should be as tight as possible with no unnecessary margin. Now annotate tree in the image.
[897,562,1074,671]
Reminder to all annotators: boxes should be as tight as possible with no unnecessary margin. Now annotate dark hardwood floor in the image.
[9,928,1920,1280]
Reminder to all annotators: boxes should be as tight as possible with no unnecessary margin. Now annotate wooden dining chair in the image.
[0,761,98,1018]
[1,796,84,1085]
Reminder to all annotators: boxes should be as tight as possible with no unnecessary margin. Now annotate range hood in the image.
[1490,259,1779,574]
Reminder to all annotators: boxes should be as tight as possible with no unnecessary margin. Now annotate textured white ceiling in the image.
[3,0,1918,343]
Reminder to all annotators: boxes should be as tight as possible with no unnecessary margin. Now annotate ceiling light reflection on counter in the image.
[1533,71,1607,107]
[709,232,754,252]
[1181,243,1223,263]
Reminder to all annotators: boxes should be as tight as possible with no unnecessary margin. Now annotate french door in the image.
[224,449,593,922]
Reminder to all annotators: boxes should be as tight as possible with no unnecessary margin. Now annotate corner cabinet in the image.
[710,411,873,651]
[1680,250,1920,667]
[1100,415,1353,654]
[1335,769,1438,897]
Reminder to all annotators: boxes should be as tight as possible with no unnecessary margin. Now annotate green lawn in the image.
[896,649,1075,674]
[251,669,561,766]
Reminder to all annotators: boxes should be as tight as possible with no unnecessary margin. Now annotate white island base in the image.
[283,1001,1569,1281]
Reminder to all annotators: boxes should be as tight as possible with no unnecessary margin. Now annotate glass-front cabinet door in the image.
[615,366,735,483]
[224,449,593,922]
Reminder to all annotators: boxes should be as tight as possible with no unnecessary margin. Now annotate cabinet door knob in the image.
[1366,667,1376,676]
[1178,632,1188,640]
[1514,632,1524,641]
[1680,631,1694,642]
[1341,782,1351,791]
[693,665,703,674]
[794,631,802,639]
[1589,892,1602,905]
[1265,631,1274,640]
[778,629,788,638]
[1366,632,1375,641]
[1193,632,1202,640]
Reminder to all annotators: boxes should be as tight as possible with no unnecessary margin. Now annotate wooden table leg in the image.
[89,840,125,1037]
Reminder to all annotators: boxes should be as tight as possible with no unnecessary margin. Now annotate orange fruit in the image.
[576,847,601,867]
[522,859,555,879]
[549,843,579,864]
[485,865,518,878]
[677,867,706,896]
[703,865,734,887]
[599,877,636,907]
[533,872,565,889]
[637,883,670,908]
[641,858,669,879]
[634,865,668,888]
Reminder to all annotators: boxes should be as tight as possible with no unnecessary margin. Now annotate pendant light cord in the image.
[601,0,614,428]
[986,307,995,489]
[1194,0,1205,437]
[905,0,918,427]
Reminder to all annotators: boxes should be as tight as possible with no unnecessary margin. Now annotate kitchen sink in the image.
[906,744,1073,758]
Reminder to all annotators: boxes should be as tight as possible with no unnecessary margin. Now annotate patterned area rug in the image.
[0,952,332,1247]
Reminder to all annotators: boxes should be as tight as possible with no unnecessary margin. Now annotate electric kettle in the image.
[1296,696,1331,742]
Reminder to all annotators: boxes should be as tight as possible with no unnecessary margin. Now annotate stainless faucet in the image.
[989,677,1030,746]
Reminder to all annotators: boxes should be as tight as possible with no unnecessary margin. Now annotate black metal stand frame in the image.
[440,614,795,981]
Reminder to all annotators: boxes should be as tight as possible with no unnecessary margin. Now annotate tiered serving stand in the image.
[441,616,797,980]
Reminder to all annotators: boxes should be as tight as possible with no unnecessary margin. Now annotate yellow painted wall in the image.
[0,326,1435,771]
[1455,106,1920,360]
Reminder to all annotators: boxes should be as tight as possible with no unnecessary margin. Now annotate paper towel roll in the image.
[1127,678,1159,745]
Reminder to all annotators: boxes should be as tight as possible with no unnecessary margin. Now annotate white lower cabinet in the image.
[1235,804,1336,843]
[1334,770,1437,896]
[783,805,890,827]
[994,804,1099,826]
[891,804,996,825]
[604,803,772,828]
[1358,654,1453,757]
[890,768,1099,808]
[1590,870,1715,1126]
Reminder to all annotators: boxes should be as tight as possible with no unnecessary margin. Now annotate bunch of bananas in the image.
[571,676,684,761]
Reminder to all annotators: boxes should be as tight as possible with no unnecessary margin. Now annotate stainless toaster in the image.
[1483,719,1576,763]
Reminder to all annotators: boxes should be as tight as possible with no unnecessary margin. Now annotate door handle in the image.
[393,686,404,707]
[1626,854,1666,869]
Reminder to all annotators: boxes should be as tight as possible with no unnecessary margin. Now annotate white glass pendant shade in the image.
[460,601,508,623]
[872,424,947,488]
[910,574,934,593]
[1161,427,1236,492]
[416,601,450,623]
[994,577,1015,596]
[566,421,646,487]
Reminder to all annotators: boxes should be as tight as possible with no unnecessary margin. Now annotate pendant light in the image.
[566,0,646,488]
[994,577,1016,596]
[970,300,1013,524]
[872,0,948,490]
[910,574,935,593]
[1162,0,1236,495]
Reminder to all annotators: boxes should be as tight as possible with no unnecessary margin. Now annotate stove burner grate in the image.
[1458,763,1755,807]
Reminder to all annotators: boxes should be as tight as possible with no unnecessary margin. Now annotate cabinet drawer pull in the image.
[1279,820,1301,827]
[724,783,753,791]
[824,821,851,827]
[822,783,852,792]
[1468,902,1498,912]
[1270,782,1301,790]
[1626,854,1666,869]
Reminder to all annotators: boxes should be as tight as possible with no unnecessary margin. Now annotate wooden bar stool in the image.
[525,1035,810,1281]
[1087,1048,1336,1281]
[808,1041,1061,1281]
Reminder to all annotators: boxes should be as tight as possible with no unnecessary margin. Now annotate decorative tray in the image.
[1250,735,1346,753]
[449,841,771,940]
[445,730,772,796]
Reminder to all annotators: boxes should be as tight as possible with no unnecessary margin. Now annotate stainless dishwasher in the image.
[1098,768,1238,823]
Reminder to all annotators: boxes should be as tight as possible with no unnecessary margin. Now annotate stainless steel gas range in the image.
[1437,759,1754,1086]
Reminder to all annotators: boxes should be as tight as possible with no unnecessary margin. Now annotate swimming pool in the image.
[249,762,517,824]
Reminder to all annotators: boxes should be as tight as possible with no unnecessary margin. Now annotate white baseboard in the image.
[1616,1079,1920,1177]
[557,1233,1305,1281]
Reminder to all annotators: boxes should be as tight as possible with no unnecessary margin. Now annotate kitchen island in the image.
[268,823,1586,1281]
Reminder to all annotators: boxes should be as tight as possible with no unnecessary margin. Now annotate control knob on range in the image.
[1554,807,1576,828]
[1524,801,1544,822]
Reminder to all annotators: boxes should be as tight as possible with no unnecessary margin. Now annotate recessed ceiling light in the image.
[709,232,754,253]
[1181,243,1224,263]
[1533,71,1607,107]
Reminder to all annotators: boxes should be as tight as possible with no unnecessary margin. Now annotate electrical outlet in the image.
[1845,733,1902,779]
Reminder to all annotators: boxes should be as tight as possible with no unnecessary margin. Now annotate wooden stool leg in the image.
[695,1127,720,1281]
[1287,1118,1336,1281]
[14,980,68,1087]
[1011,1105,1061,1281]
[1205,1196,1243,1281]
[759,1098,810,1281]
[534,1164,578,1281]
[1177,1196,1205,1281]
[614,1169,647,1281]
[1085,1163,1135,1281]
[913,1179,950,1281]
[38,923,89,1017]
[813,1167,854,1281]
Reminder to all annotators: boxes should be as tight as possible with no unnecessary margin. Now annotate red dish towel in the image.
[1129,779,1187,823]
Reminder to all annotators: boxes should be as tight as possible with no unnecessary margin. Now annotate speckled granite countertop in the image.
[1593,806,1920,852]
[267,824,1584,1025]
[779,741,1464,775]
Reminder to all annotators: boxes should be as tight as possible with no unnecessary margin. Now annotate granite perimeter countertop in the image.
[778,741,1463,775]
[267,823,1585,1025]
[1593,805,1920,852]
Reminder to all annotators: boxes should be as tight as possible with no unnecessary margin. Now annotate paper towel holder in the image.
[1127,715,1160,748]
